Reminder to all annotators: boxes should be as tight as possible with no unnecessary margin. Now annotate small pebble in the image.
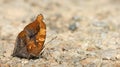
[69,23,77,31]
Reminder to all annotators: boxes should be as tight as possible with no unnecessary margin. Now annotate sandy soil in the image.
[0,0,120,67]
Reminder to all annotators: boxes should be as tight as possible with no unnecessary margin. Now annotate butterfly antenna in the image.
[40,36,57,55]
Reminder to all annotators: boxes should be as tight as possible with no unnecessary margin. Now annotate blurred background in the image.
[0,0,120,67]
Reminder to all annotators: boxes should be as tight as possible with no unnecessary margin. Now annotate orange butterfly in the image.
[12,14,46,59]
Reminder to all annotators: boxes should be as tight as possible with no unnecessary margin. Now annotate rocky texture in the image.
[0,0,120,67]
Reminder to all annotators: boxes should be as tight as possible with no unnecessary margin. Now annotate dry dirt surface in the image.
[0,0,120,67]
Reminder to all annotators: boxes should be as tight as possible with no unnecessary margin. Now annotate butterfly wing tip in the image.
[37,14,44,20]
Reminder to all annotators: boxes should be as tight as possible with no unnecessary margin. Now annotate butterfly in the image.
[12,14,46,59]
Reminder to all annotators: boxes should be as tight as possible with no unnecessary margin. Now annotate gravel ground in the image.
[0,0,120,67]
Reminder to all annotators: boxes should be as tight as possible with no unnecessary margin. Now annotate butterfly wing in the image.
[12,31,30,58]
[12,14,46,59]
